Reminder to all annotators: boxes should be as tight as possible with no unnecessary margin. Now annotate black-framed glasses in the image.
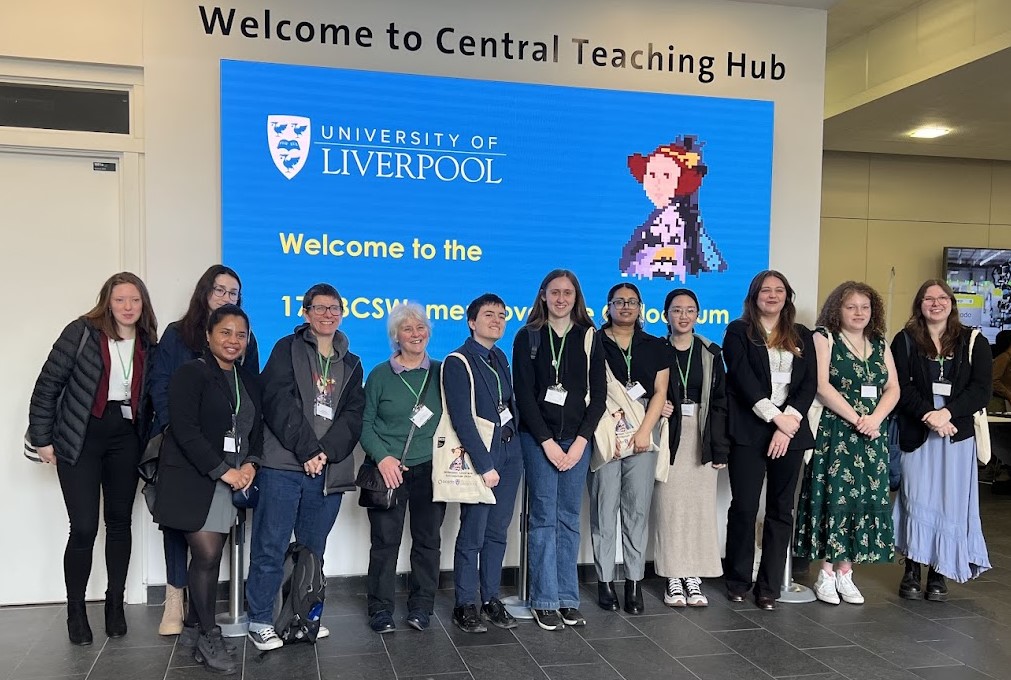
[609,298,641,309]
[308,304,343,316]
[211,285,239,301]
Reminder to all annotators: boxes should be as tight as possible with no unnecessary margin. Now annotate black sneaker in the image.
[369,611,396,634]
[404,610,430,631]
[558,608,586,627]
[452,604,488,634]
[481,598,518,629]
[532,609,565,631]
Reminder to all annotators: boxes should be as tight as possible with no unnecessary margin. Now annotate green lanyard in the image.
[673,339,695,401]
[937,356,947,381]
[618,336,633,386]
[113,339,134,394]
[547,324,571,385]
[483,356,504,406]
[398,369,430,408]
[317,352,332,387]
[231,366,241,416]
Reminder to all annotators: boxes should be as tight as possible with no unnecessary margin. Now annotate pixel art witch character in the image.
[619,136,727,281]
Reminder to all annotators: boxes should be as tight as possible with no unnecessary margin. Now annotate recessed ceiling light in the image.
[909,126,951,139]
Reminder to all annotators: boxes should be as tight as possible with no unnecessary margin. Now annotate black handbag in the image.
[355,370,432,510]
[138,429,165,515]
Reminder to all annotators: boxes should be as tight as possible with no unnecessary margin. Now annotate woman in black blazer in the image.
[723,270,816,610]
[154,305,262,674]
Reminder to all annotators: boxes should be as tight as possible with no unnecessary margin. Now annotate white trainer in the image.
[813,569,840,605]
[664,577,687,607]
[835,570,865,605]
[247,625,284,651]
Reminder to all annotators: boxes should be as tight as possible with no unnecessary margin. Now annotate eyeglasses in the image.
[609,298,641,309]
[923,296,951,305]
[669,307,698,317]
[308,304,343,316]
[211,285,239,301]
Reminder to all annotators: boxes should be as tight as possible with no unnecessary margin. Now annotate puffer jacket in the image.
[28,317,155,465]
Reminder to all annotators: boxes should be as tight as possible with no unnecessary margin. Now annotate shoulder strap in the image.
[528,327,541,361]
[969,328,981,365]
[75,325,89,360]
[447,352,478,418]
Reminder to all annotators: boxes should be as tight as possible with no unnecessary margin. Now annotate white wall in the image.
[2,0,827,597]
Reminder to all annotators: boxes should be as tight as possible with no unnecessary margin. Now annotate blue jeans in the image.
[245,467,343,625]
[521,433,590,610]
[163,527,188,588]
[454,439,523,607]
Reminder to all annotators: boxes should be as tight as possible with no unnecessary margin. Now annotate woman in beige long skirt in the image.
[653,288,731,607]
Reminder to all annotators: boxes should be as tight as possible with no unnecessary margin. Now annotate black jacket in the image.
[667,335,730,465]
[891,327,992,452]
[28,317,155,465]
[155,355,263,531]
[723,319,817,450]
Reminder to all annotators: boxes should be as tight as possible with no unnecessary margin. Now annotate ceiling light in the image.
[909,126,951,139]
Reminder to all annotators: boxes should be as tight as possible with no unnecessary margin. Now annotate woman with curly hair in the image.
[794,282,899,605]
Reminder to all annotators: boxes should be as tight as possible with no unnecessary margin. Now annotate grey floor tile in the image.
[891,597,985,621]
[314,615,390,657]
[10,643,100,679]
[318,653,398,680]
[399,675,473,680]
[575,610,646,640]
[629,613,732,657]
[831,621,965,669]
[541,663,623,680]
[513,623,600,666]
[590,636,698,680]
[676,603,763,633]
[165,667,223,680]
[737,607,850,650]
[806,645,924,679]
[911,666,995,680]
[85,646,173,680]
[712,629,829,677]
[243,641,319,680]
[458,644,545,680]
[928,617,1011,679]
[679,652,775,679]
[383,618,467,677]
[103,605,176,649]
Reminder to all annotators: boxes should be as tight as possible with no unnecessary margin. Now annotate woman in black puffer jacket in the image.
[28,272,158,646]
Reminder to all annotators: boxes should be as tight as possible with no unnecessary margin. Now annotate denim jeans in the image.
[454,438,523,607]
[521,433,590,610]
[245,467,343,625]
[163,527,188,588]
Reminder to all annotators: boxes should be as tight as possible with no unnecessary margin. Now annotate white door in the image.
[0,150,123,605]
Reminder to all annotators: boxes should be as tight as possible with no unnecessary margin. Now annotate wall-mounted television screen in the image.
[944,246,1011,343]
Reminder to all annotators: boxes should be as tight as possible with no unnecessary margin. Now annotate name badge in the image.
[223,434,237,453]
[932,382,952,397]
[681,402,697,417]
[626,382,647,400]
[545,385,568,406]
[498,405,514,426]
[410,404,434,427]
[771,371,791,385]
[860,385,878,399]
[315,403,334,420]
[120,404,133,420]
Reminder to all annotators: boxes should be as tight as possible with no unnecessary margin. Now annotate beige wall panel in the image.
[824,35,868,106]
[819,217,868,303]
[868,155,993,224]
[975,0,1011,44]
[991,162,1011,225]
[866,11,920,88]
[0,0,142,66]
[822,152,870,219]
[988,224,1011,248]
[918,0,975,60]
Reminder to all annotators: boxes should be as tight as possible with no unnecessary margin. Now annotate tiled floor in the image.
[6,488,1011,680]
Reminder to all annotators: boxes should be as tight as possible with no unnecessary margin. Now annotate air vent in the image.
[0,83,129,134]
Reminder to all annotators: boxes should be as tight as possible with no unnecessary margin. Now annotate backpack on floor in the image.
[273,542,325,643]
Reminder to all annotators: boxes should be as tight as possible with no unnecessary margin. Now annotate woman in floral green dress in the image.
[794,281,900,605]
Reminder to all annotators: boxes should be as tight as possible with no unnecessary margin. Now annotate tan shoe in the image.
[158,585,185,635]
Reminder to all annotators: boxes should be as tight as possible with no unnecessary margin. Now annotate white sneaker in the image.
[664,577,687,607]
[813,569,840,605]
[247,625,284,651]
[835,571,865,605]
[316,624,330,639]
[684,577,708,607]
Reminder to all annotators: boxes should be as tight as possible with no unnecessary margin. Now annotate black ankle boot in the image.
[925,568,949,602]
[67,600,93,646]
[899,559,923,600]
[597,581,619,611]
[195,627,237,675]
[105,591,127,638]
[624,579,644,615]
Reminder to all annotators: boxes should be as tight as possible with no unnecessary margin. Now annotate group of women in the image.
[27,265,992,674]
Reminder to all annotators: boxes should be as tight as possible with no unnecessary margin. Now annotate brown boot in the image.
[158,585,185,636]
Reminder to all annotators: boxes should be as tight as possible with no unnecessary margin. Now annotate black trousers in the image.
[366,461,446,616]
[56,402,140,601]
[724,440,804,599]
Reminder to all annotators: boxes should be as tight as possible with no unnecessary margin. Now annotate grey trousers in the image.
[587,451,658,582]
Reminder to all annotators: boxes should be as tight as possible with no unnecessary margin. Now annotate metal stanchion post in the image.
[501,484,533,620]
[216,512,250,636]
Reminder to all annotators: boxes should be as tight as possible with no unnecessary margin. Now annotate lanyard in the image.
[673,339,695,398]
[231,366,241,416]
[617,336,633,385]
[483,356,504,406]
[317,351,332,387]
[547,323,571,385]
[398,369,430,408]
[937,356,946,381]
[113,339,134,388]
[839,332,871,378]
